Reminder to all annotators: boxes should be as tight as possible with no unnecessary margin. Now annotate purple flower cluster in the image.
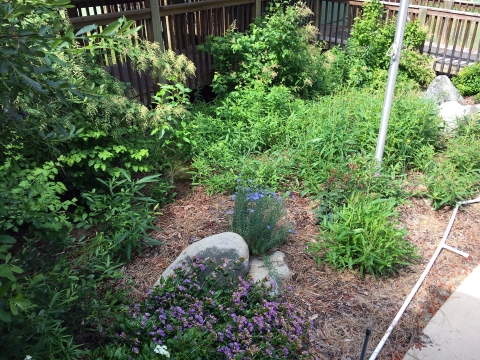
[114,256,311,359]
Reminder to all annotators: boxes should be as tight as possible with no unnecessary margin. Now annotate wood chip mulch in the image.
[120,182,480,360]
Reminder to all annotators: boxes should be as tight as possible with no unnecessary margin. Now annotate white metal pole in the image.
[374,0,411,167]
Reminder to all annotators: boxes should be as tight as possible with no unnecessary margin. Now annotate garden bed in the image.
[121,182,480,360]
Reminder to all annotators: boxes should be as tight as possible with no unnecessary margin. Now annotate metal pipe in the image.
[368,196,480,359]
[360,326,372,360]
[375,0,411,166]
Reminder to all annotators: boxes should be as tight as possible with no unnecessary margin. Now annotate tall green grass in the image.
[187,84,441,196]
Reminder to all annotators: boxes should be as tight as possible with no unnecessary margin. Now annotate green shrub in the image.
[453,62,480,96]
[326,0,435,90]
[307,194,417,278]
[90,256,312,359]
[189,86,440,195]
[200,1,322,96]
[0,155,74,240]
[76,170,162,260]
[417,115,480,208]
[1,236,129,359]
[230,182,292,255]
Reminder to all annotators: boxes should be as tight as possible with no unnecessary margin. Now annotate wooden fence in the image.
[69,0,263,104]
[317,0,480,74]
[68,0,480,104]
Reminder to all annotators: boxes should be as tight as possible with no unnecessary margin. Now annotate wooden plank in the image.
[146,0,165,51]
[448,18,462,73]
[69,8,151,28]
[456,19,470,73]
[160,0,254,17]
[440,17,453,72]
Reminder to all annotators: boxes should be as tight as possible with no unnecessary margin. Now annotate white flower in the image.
[24,356,33,360]
[154,345,170,358]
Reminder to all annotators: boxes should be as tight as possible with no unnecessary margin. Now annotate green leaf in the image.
[19,73,46,93]
[0,236,16,245]
[75,24,98,36]
[100,20,122,36]
[0,308,11,323]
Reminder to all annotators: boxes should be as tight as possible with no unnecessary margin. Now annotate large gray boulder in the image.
[439,101,480,131]
[154,232,249,286]
[248,251,291,294]
[426,75,464,105]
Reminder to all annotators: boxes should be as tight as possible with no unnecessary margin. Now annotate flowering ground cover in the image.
[120,185,480,359]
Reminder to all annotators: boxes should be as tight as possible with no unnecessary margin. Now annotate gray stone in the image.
[154,232,249,286]
[439,101,480,131]
[425,75,464,105]
[248,251,291,293]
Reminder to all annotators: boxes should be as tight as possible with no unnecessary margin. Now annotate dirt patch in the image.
[122,184,480,359]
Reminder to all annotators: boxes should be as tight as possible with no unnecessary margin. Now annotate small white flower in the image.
[154,345,170,358]
[24,356,33,360]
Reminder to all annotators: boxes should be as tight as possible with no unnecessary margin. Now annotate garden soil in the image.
[120,182,480,360]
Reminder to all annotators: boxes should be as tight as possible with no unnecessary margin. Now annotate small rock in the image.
[439,101,480,131]
[154,232,249,286]
[248,251,292,293]
[425,75,464,105]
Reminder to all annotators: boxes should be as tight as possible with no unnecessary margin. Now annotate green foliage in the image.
[200,1,321,96]
[452,62,480,96]
[189,85,440,195]
[307,194,417,278]
[0,2,197,358]
[318,0,434,92]
[416,116,480,208]
[1,235,129,359]
[0,154,74,240]
[231,182,292,255]
[76,170,162,260]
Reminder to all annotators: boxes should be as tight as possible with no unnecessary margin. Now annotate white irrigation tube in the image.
[368,196,480,360]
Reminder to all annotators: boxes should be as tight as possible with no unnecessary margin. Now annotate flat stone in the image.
[404,265,480,360]
[248,251,291,293]
[425,75,464,105]
[154,232,249,286]
[439,101,480,131]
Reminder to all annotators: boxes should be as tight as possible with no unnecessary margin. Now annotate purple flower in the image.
[375,172,381,177]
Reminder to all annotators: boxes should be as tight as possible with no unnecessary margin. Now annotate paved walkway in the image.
[403,264,480,360]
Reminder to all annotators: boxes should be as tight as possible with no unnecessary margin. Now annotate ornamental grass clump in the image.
[230,182,292,255]
[103,256,312,359]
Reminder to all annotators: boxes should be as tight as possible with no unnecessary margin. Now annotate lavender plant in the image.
[231,182,292,255]
[97,256,311,359]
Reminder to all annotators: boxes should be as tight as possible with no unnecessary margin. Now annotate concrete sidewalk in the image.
[403,264,480,360]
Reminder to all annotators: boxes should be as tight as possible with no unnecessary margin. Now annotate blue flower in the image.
[267,225,271,229]
[248,179,253,183]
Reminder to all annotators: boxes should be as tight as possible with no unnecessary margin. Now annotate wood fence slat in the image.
[439,16,452,71]
[448,17,462,73]
[456,19,470,73]
[69,0,480,105]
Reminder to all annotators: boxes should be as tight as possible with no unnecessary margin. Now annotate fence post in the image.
[418,7,427,27]
[147,0,165,52]
[444,0,454,10]
[255,0,262,18]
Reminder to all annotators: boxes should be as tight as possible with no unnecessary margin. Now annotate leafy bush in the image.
[1,238,129,359]
[230,181,292,255]
[307,194,417,278]
[91,256,312,359]
[200,1,322,96]
[416,115,480,208]
[189,86,440,195]
[452,62,480,96]
[76,170,162,260]
[319,0,434,92]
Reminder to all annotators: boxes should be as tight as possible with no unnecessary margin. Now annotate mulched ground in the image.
[121,182,480,359]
